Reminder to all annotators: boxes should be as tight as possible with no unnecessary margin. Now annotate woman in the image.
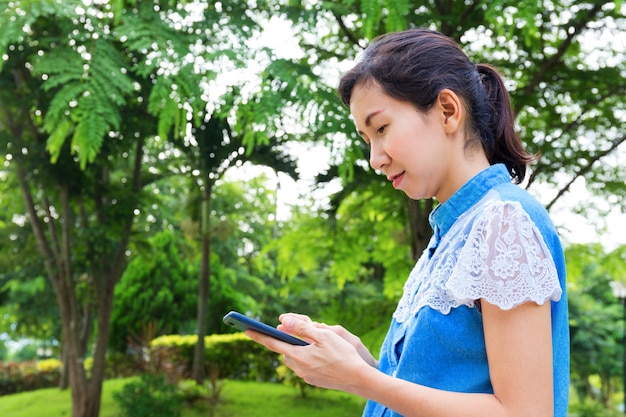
[247,28,569,417]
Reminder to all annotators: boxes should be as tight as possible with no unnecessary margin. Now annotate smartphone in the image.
[223,311,309,346]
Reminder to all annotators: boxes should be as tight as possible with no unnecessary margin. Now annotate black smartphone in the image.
[223,311,309,346]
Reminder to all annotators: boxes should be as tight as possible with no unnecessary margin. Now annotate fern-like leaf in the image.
[46,118,74,163]
[0,0,80,71]
[361,0,382,40]
[35,38,134,166]
[71,94,109,168]
[384,0,410,32]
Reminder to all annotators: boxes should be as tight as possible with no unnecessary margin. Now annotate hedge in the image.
[0,360,61,396]
[150,332,280,382]
[0,332,282,396]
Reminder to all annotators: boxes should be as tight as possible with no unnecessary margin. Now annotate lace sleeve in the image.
[446,201,562,310]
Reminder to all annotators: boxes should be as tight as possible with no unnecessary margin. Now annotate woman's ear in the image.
[437,89,464,134]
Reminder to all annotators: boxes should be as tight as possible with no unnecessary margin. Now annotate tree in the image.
[109,230,197,353]
[261,0,626,295]
[171,112,296,382]
[0,173,61,348]
[566,243,626,406]
[0,1,265,416]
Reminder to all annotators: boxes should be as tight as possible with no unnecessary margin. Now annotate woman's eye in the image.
[377,125,386,134]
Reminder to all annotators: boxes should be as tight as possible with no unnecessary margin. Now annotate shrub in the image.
[0,360,60,395]
[150,333,279,382]
[113,373,183,417]
[36,359,62,372]
[85,352,144,379]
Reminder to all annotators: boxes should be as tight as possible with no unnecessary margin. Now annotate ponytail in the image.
[475,64,536,184]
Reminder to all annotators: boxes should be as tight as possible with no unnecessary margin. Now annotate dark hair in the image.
[338,29,534,184]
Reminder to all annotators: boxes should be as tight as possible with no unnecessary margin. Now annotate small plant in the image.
[177,368,226,417]
[113,373,183,417]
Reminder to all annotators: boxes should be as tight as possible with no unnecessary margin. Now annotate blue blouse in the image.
[362,164,570,417]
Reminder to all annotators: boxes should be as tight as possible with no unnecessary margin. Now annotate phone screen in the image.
[223,311,309,346]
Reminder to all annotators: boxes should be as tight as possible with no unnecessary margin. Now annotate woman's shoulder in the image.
[465,183,559,240]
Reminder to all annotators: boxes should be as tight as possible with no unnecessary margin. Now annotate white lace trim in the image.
[393,198,562,323]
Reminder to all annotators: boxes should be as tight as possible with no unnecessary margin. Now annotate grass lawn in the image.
[213,381,366,417]
[0,378,366,417]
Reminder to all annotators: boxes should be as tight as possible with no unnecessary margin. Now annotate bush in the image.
[36,359,62,372]
[84,352,143,379]
[1,332,291,397]
[150,333,279,382]
[0,360,60,395]
[113,373,183,417]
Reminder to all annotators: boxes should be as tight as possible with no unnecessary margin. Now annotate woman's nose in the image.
[369,141,390,171]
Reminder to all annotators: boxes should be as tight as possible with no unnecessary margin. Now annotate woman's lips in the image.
[390,172,405,188]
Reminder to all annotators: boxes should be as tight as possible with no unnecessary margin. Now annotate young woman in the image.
[247,29,569,417]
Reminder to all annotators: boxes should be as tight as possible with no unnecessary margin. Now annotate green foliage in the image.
[0,176,60,343]
[34,39,135,167]
[0,1,81,73]
[567,244,625,406]
[110,230,198,352]
[270,180,413,298]
[0,340,8,362]
[0,0,235,169]
[0,275,60,343]
[13,344,39,362]
[113,373,183,417]
[360,0,382,39]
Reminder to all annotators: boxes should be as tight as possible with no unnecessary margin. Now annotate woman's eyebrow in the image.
[364,109,384,127]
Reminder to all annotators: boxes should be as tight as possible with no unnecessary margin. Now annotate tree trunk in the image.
[13,132,144,417]
[407,198,434,262]
[59,343,69,389]
[192,185,212,383]
[85,278,116,417]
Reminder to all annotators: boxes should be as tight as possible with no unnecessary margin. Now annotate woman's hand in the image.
[245,313,377,391]
[285,316,379,368]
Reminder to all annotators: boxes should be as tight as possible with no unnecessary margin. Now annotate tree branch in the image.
[5,74,60,288]
[332,11,365,49]
[545,134,626,211]
[521,3,603,98]
[526,83,625,188]
[59,185,73,282]
[41,192,63,267]
[111,135,144,282]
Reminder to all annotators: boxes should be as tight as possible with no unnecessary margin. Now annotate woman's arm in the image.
[247,301,554,417]
[353,300,554,417]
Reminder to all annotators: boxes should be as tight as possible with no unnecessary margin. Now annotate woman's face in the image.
[349,81,461,202]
